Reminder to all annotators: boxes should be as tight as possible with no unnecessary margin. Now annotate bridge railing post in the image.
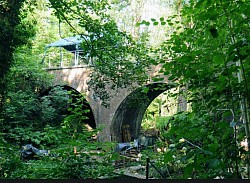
[74,50,79,66]
[60,47,63,67]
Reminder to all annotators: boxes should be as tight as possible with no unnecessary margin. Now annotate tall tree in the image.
[0,0,35,107]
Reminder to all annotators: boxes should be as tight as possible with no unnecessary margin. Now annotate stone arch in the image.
[111,83,175,142]
[40,85,96,129]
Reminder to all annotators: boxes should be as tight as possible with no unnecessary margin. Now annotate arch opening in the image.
[111,83,175,142]
[40,85,96,129]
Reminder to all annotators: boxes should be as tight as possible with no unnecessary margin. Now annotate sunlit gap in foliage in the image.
[141,87,191,132]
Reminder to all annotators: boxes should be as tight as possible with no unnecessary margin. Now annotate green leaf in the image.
[141,20,147,25]
[161,21,166,25]
[218,75,227,83]
[164,71,170,75]
[152,77,164,82]
[142,87,149,93]
[145,21,150,26]
[153,22,159,26]
[183,163,195,178]
[195,0,205,8]
[228,40,243,54]
[135,22,141,27]
[160,17,164,21]
[163,152,174,163]
[212,54,224,65]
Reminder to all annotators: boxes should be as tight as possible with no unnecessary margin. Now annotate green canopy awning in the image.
[45,35,84,51]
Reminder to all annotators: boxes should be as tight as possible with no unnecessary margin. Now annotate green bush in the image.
[1,90,119,179]
[8,132,119,179]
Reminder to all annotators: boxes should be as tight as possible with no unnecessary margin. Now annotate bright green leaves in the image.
[163,151,174,162]
[138,16,175,27]
[195,0,206,8]
[149,0,250,178]
[143,20,150,26]
[151,18,159,26]
[159,17,166,25]
[152,77,164,82]
[139,19,150,26]
[167,19,174,26]
[212,54,224,65]
[151,18,156,22]
[216,75,228,91]
[153,21,159,26]
[49,0,153,104]
[142,86,149,93]
[138,18,162,26]
[161,21,166,26]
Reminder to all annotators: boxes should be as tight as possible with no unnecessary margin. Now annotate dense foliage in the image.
[0,0,36,107]
[47,0,151,105]
[0,0,249,179]
[144,0,250,179]
[0,83,119,178]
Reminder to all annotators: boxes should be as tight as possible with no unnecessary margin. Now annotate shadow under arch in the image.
[40,85,96,129]
[111,83,176,142]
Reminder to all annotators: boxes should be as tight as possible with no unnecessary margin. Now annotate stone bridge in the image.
[42,36,178,142]
[45,65,175,142]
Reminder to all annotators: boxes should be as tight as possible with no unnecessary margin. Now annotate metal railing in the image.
[42,49,94,69]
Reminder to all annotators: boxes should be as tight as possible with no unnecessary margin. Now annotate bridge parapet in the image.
[42,49,94,69]
[42,35,96,69]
